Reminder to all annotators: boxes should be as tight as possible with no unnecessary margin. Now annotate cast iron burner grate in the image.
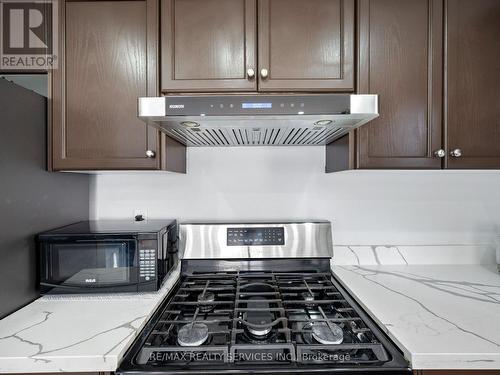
[135,271,390,367]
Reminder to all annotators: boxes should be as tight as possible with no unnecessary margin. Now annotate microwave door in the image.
[48,240,138,288]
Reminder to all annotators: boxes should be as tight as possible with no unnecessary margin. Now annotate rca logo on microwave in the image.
[0,0,58,70]
[85,278,96,283]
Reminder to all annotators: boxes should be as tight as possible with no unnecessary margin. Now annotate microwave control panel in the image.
[139,249,156,281]
[227,227,284,246]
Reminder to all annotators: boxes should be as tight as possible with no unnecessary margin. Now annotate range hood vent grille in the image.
[165,126,346,146]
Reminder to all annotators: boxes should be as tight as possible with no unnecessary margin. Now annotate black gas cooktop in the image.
[117,262,410,375]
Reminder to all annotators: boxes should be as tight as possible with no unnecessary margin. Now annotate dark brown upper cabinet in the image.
[356,0,443,169]
[258,0,354,92]
[445,0,500,169]
[160,0,354,93]
[51,0,185,171]
[328,0,500,172]
[161,0,257,92]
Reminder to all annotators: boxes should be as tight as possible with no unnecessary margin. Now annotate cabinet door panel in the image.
[258,0,354,91]
[161,0,256,92]
[446,0,500,168]
[52,0,160,170]
[357,0,443,168]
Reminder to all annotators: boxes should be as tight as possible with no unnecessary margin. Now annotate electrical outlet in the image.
[133,209,147,222]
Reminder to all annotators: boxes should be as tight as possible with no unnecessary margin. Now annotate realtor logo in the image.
[0,0,58,70]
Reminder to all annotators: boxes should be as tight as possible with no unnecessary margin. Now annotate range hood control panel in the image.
[163,95,350,116]
[227,227,285,246]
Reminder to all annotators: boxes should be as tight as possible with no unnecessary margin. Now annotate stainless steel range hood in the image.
[138,94,378,146]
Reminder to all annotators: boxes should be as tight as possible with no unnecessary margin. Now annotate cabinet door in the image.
[161,0,256,92]
[445,0,500,169]
[52,0,160,170]
[357,0,443,169]
[258,0,354,91]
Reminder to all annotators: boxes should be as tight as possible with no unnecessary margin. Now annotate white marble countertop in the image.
[332,246,500,370]
[0,265,180,373]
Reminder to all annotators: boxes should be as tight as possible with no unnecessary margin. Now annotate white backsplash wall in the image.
[91,146,500,245]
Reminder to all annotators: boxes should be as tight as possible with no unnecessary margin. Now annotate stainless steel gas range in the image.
[117,221,410,374]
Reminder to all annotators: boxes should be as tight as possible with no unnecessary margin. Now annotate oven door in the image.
[39,237,139,293]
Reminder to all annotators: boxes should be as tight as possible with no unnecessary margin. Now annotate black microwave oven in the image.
[37,220,178,294]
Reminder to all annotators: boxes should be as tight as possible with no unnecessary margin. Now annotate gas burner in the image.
[301,321,344,345]
[311,322,344,345]
[245,319,272,337]
[177,323,209,347]
[197,291,215,312]
[242,328,278,345]
[243,296,274,338]
[301,291,315,307]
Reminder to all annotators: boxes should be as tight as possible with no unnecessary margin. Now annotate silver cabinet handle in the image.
[450,148,462,158]
[434,149,446,158]
[247,68,255,78]
[260,68,269,79]
[146,150,156,158]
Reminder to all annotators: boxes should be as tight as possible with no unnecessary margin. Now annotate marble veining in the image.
[332,244,496,266]
[332,264,500,369]
[0,264,181,373]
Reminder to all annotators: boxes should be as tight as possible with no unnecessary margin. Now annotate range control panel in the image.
[227,227,285,246]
